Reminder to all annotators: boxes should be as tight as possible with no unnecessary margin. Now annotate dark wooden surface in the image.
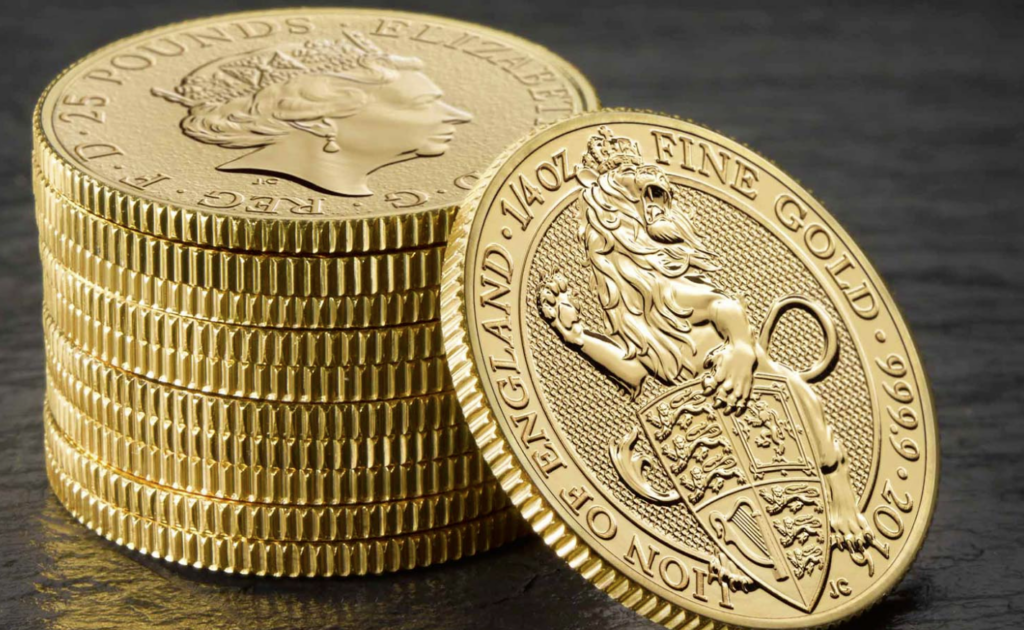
[1,1,1022,628]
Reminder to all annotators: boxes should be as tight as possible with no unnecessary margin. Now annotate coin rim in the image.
[43,271,446,367]
[46,406,490,505]
[47,449,527,577]
[37,240,443,330]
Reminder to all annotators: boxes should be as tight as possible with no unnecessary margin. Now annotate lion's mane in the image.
[578,171,718,384]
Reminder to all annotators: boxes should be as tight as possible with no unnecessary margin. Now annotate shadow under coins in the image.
[32,493,929,629]
[29,495,582,630]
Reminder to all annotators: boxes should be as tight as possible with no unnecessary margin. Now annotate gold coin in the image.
[38,242,441,330]
[47,406,489,505]
[47,452,527,577]
[44,313,450,402]
[43,430,506,541]
[46,380,474,470]
[442,111,937,628]
[36,188,446,297]
[43,265,444,367]
[45,334,462,440]
[34,8,597,255]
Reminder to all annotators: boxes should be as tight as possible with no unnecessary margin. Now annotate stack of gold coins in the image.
[32,9,598,577]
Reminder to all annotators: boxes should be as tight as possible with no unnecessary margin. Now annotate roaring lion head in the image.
[575,126,719,383]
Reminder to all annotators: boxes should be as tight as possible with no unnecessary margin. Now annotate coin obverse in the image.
[442,111,938,629]
[36,8,598,254]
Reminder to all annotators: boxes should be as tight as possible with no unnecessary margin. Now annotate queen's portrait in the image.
[153,32,472,196]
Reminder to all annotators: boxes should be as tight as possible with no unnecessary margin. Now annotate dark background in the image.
[1,1,1022,628]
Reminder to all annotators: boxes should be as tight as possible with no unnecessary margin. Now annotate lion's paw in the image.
[708,552,756,593]
[538,273,585,346]
[538,273,570,321]
[830,511,874,555]
[702,343,756,413]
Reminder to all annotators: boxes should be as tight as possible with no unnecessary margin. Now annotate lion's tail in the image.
[758,296,839,382]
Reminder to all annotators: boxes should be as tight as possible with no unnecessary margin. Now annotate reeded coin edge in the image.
[43,412,508,541]
[43,277,446,368]
[47,448,528,577]
[44,312,452,403]
[45,403,489,505]
[38,241,443,330]
[45,381,476,469]
[45,355,465,441]
[36,204,447,297]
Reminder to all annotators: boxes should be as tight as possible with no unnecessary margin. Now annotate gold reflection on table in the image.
[33,496,534,630]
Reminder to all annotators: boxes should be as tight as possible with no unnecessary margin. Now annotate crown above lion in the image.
[581,126,644,174]
[152,32,392,108]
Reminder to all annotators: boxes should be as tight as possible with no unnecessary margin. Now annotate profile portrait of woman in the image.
[153,33,473,196]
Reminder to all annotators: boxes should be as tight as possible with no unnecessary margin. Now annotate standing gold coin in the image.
[442,110,937,628]
[34,8,597,255]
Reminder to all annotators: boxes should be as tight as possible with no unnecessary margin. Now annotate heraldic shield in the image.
[633,373,831,612]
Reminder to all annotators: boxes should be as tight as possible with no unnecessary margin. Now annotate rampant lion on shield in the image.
[538,127,882,606]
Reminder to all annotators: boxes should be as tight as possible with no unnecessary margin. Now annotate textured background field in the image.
[1,1,1021,628]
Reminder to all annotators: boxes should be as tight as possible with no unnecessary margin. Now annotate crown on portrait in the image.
[581,126,644,173]
[152,32,387,108]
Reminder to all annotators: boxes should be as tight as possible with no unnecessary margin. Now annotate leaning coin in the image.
[442,110,938,628]
[47,452,527,577]
[34,8,597,255]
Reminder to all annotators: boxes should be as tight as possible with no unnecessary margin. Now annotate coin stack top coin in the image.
[33,8,598,577]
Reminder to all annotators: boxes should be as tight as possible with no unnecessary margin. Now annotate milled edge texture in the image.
[47,446,528,578]
[45,404,489,506]
[43,406,507,541]
[37,240,443,330]
[42,273,446,368]
[43,312,451,403]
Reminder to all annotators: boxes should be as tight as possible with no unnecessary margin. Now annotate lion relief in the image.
[536,126,877,593]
